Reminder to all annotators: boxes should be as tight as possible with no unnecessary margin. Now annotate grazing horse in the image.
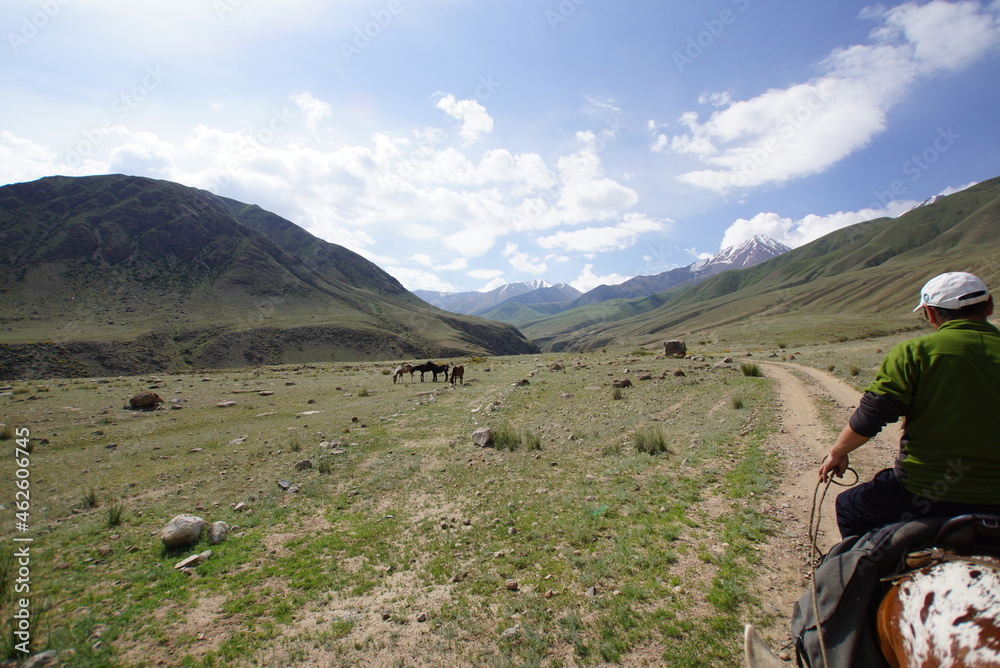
[392,364,414,384]
[450,364,464,386]
[412,361,449,383]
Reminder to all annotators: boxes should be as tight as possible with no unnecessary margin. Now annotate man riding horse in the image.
[782,272,1000,667]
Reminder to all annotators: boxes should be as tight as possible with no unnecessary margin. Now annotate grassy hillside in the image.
[0,175,538,378]
[527,176,1000,352]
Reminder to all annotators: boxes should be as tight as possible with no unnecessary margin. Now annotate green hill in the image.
[526,176,1000,352]
[0,174,538,378]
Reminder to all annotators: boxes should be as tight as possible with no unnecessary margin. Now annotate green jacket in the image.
[866,319,1000,503]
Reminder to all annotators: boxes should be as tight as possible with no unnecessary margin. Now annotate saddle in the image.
[886,514,1000,579]
[792,514,1000,668]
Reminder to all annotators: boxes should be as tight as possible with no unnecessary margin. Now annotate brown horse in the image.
[392,364,414,384]
[450,364,464,385]
[746,514,1000,668]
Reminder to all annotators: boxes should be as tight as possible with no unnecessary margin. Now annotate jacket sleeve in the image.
[848,391,907,438]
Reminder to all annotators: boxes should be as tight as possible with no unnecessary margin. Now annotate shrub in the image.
[493,423,520,452]
[739,363,762,377]
[731,396,745,410]
[612,387,624,401]
[106,498,127,528]
[849,365,861,377]
[633,428,669,455]
[80,487,99,509]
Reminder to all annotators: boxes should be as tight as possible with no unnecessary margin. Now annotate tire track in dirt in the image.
[751,362,900,659]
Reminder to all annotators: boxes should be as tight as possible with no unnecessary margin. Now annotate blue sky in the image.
[3,0,999,293]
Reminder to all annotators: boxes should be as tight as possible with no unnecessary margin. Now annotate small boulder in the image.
[129,391,163,410]
[208,521,229,545]
[472,427,494,447]
[159,514,207,549]
[611,379,632,389]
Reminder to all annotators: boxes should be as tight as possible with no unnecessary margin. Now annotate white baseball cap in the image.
[913,271,990,312]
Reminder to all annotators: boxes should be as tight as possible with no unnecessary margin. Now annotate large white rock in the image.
[159,514,207,549]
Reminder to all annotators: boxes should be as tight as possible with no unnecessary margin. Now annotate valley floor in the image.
[0,344,897,667]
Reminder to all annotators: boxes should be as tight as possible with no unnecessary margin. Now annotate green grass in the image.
[0,347,801,667]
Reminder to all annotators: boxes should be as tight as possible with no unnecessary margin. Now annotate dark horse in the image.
[412,361,449,382]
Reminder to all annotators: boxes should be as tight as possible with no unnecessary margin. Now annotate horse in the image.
[745,514,1000,668]
[450,364,464,386]
[392,364,414,384]
[412,361,449,383]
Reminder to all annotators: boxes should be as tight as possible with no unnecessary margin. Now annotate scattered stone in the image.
[227,436,247,445]
[159,514,207,549]
[505,579,519,591]
[295,459,313,471]
[663,340,687,357]
[175,549,212,570]
[129,391,163,410]
[257,391,274,396]
[611,378,632,389]
[22,649,58,668]
[234,502,247,512]
[500,624,520,639]
[277,480,292,490]
[216,401,237,408]
[586,586,598,599]
[416,612,428,623]
[472,427,494,447]
[208,521,229,545]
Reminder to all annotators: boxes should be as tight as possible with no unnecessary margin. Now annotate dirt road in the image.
[753,362,900,659]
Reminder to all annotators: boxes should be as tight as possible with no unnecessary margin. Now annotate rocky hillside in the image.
[0,174,538,378]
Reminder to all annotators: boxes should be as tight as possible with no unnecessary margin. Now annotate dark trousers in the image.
[835,468,1000,539]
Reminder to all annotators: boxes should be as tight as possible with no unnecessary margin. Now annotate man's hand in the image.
[819,453,849,482]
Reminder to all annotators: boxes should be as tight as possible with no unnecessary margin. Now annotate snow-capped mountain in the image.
[418,236,789,316]
[415,280,580,315]
[570,235,790,307]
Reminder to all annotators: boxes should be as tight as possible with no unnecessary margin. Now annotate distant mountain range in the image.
[415,280,583,315]
[522,175,1000,352]
[418,235,790,325]
[0,174,538,378]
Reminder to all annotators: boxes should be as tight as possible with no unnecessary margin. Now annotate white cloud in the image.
[720,202,916,249]
[672,0,1000,193]
[536,213,667,253]
[291,92,332,132]
[384,265,455,292]
[570,264,630,293]
[502,242,548,275]
[435,94,494,146]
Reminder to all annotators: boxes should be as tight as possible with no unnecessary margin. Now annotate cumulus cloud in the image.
[436,94,494,146]
[291,92,332,132]
[671,0,1000,193]
[720,202,916,250]
[536,213,667,253]
[570,264,630,293]
[502,242,548,275]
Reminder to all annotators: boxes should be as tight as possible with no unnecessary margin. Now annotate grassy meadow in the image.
[0,341,888,667]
